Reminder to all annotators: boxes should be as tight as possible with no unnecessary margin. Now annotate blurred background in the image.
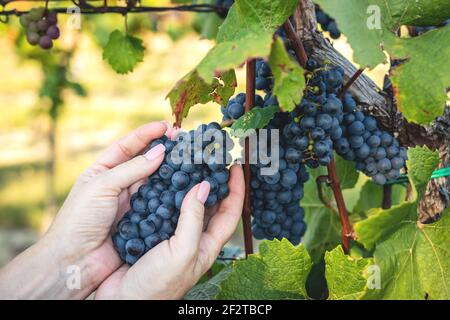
[0,0,387,267]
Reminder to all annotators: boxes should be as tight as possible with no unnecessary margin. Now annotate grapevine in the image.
[1,0,449,300]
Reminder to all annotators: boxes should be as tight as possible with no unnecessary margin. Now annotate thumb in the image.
[96,144,166,191]
[172,181,210,256]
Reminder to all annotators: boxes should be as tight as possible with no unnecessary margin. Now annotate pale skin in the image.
[0,121,245,299]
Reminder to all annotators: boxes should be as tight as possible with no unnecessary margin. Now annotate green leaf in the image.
[185,267,232,300]
[334,155,359,190]
[268,37,305,112]
[387,0,450,26]
[217,240,312,299]
[366,210,450,300]
[102,30,145,74]
[407,145,440,195]
[230,105,279,137]
[389,26,450,124]
[167,70,236,125]
[355,202,417,250]
[199,12,224,40]
[196,0,299,81]
[315,0,390,68]
[353,179,406,217]
[197,33,273,81]
[325,246,373,300]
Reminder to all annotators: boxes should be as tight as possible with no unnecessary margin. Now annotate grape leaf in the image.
[406,143,440,195]
[268,37,305,112]
[196,0,299,81]
[185,267,232,300]
[102,30,145,74]
[167,70,236,126]
[315,0,450,125]
[355,202,416,250]
[230,105,279,137]
[387,0,450,27]
[365,208,450,300]
[389,26,450,124]
[216,239,312,299]
[334,155,359,190]
[325,246,373,300]
[315,0,390,68]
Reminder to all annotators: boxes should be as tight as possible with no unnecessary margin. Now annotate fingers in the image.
[199,164,245,267]
[94,122,168,169]
[171,181,210,255]
[96,144,166,191]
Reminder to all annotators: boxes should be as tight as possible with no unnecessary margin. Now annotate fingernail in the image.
[197,181,210,204]
[144,144,166,161]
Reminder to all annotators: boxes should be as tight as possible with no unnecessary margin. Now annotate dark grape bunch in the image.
[334,92,408,185]
[112,123,234,265]
[315,5,341,39]
[283,61,345,168]
[19,7,60,50]
[250,110,310,245]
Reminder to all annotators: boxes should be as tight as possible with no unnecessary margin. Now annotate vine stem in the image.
[283,19,308,68]
[327,159,354,253]
[339,68,365,98]
[0,4,224,16]
[382,185,393,209]
[242,59,256,257]
[316,175,337,214]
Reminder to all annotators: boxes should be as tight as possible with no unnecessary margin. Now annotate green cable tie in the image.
[431,167,450,179]
[385,174,409,185]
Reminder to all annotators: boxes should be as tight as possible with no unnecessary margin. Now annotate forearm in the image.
[0,233,99,299]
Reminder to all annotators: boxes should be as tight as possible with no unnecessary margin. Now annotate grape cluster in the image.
[112,123,234,265]
[334,92,408,185]
[283,61,345,168]
[250,112,310,245]
[315,5,341,39]
[19,8,60,50]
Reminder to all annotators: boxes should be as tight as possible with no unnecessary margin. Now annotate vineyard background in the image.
[0,0,390,267]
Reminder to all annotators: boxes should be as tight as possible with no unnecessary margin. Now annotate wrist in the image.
[41,230,117,299]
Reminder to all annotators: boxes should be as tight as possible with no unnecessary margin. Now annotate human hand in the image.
[95,164,244,300]
[42,121,176,297]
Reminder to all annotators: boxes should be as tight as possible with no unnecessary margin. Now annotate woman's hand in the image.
[0,121,245,300]
[0,122,173,299]
[95,164,244,299]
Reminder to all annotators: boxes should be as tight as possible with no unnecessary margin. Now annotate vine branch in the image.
[242,59,256,257]
[316,175,336,213]
[327,159,354,254]
[0,3,225,16]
